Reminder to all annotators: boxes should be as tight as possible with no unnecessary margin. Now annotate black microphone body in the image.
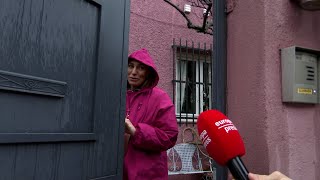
[227,156,249,180]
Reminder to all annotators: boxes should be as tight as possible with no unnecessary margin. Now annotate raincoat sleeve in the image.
[130,93,178,152]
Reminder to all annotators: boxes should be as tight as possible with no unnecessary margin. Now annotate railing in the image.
[167,127,216,179]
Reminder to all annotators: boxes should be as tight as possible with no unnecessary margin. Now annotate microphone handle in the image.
[227,156,249,180]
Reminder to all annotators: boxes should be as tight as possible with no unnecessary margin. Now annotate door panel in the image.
[0,0,129,179]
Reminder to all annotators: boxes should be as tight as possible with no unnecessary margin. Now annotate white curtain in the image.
[176,60,187,114]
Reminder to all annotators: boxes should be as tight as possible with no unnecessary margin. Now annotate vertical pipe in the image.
[212,0,228,179]
[212,0,227,113]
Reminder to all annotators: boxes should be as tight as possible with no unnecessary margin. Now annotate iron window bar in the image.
[172,39,213,126]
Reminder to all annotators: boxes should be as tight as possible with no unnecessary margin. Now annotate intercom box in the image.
[281,46,320,104]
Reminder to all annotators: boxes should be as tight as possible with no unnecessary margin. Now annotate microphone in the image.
[197,109,249,180]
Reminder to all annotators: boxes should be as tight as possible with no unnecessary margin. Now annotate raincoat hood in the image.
[128,48,159,88]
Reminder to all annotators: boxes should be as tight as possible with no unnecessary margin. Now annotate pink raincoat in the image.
[124,49,178,180]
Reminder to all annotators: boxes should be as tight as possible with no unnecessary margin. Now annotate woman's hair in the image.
[141,67,156,88]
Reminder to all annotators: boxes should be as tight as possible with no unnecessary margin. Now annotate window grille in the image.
[172,39,213,126]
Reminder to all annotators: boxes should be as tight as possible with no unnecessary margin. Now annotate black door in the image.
[0,0,129,179]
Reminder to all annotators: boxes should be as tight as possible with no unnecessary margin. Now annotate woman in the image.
[124,48,178,180]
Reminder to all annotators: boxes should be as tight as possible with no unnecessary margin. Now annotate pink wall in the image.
[227,0,320,179]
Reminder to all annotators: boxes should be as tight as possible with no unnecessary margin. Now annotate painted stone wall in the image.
[227,0,320,179]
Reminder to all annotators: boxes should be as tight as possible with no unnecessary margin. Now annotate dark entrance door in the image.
[0,0,129,179]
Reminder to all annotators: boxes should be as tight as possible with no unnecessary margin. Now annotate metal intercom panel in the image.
[281,46,320,104]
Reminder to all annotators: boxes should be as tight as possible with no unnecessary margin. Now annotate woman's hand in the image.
[248,171,292,180]
[125,117,136,136]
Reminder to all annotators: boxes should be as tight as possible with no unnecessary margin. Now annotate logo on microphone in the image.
[199,130,211,148]
[215,119,238,133]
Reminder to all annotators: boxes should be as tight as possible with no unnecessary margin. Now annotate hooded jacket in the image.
[124,49,178,180]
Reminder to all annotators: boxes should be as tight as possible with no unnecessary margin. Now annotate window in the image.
[173,44,212,125]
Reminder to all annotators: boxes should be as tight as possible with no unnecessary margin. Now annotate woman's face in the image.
[127,60,148,90]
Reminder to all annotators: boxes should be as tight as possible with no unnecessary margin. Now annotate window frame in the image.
[173,45,212,124]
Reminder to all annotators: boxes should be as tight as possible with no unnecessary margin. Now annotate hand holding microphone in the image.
[197,110,249,180]
[248,171,292,180]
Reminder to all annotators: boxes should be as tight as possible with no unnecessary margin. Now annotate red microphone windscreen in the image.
[197,110,245,166]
